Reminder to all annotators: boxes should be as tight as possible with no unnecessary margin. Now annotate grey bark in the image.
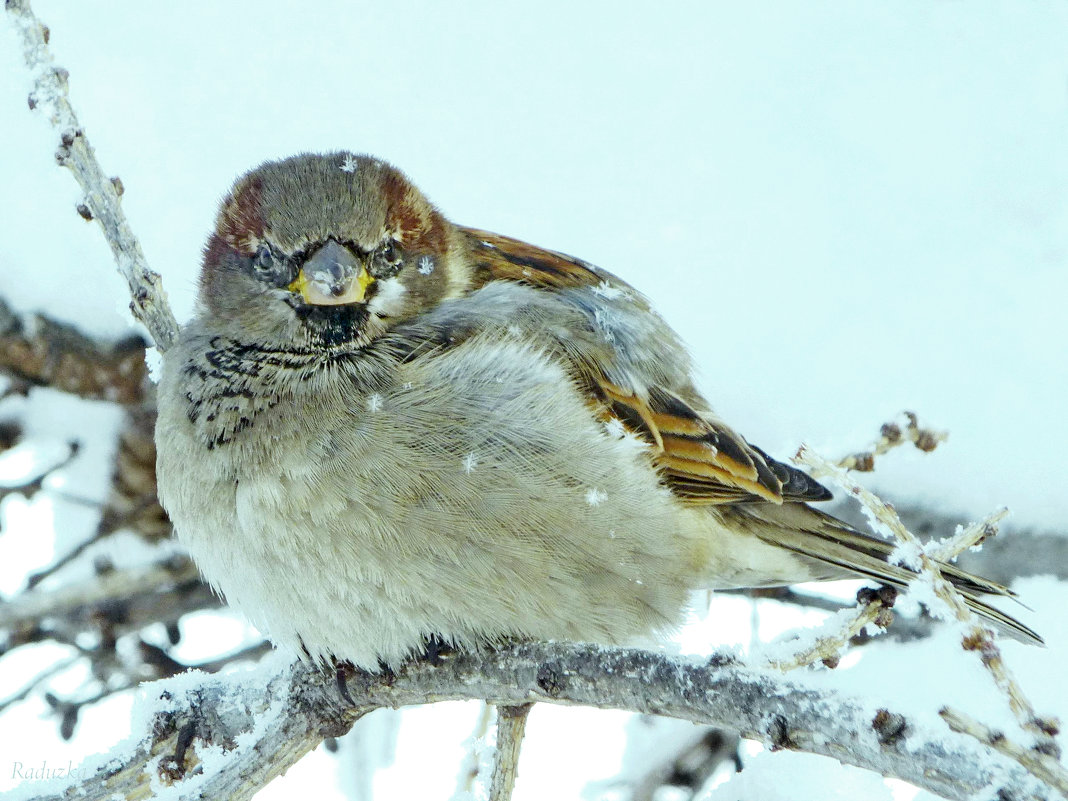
[8,643,1061,801]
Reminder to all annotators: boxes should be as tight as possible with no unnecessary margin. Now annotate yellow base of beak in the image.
[288,265,374,306]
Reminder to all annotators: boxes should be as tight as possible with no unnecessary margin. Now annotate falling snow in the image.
[367,394,383,412]
[3,7,1067,801]
[418,256,435,275]
[594,309,616,343]
[585,488,607,506]
[462,452,478,474]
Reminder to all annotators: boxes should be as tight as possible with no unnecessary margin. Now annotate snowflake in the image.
[462,452,479,474]
[594,309,616,343]
[340,154,359,173]
[603,418,626,439]
[585,488,607,507]
[591,280,627,300]
[418,256,435,275]
[366,394,382,412]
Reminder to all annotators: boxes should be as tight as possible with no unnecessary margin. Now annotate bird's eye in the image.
[370,239,402,278]
[254,244,275,273]
[251,243,295,287]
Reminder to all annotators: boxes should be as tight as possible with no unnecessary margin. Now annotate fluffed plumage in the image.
[155,152,1040,668]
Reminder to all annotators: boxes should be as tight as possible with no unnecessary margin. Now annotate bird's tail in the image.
[732,502,1043,645]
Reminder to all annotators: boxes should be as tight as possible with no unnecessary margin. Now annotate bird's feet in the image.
[421,633,455,666]
[334,659,357,706]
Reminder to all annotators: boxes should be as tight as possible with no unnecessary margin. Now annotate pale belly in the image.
[156,338,705,668]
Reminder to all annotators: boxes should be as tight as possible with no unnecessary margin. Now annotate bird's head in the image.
[199,152,462,348]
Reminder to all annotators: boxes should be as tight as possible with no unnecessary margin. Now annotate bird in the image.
[154,152,1040,670]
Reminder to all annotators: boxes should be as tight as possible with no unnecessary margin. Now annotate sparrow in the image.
[154,152,1039,669]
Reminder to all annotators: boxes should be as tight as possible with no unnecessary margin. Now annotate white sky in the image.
[1,2,1066,800]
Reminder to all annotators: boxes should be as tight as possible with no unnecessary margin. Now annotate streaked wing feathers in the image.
[462,227,833,507]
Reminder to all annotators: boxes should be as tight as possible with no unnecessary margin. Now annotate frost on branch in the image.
[836,410,947,472]
[795,441,1064,790]
[7,643,1063,801]
[6,0,180,351]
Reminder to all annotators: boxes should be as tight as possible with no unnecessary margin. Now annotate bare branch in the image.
[10,644,1062,801]
[0,296,148,403]
[0,557,217,656]
[489,703,533,801]
[823,500,1068,583]
[927,508,1009,563]
[837,411,948,472]
[0,438,79,505]
[5,0,180,351]
[622,722,740,801]
[0,655,79,715]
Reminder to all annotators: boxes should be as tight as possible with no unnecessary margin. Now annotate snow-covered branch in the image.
[5,0,180,352]
[941,707,1068,797]
[797,445,1063,778]
[9,643,1063,801]
[764,586,896,671]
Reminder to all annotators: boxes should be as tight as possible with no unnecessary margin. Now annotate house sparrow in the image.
[155,152,1039,668]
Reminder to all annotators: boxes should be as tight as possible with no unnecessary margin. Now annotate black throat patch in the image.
[294,304,371,348]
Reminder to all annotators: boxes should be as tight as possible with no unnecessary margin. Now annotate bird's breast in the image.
[156,332,699,666]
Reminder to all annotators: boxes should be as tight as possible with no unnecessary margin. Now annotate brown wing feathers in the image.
[462,226,832,507]
[460,226,1042,644]
[465,228,608,289]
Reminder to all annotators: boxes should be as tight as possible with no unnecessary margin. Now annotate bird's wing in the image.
[460,227,831,506]
[457,229,1043,645]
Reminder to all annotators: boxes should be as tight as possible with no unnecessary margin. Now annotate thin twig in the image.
[927,510,1008,564]
[837,411,947,472]
[188,641,273,674]
[0,438,79,503]
[0,654,79,714]
[25,495,160,589]
[940,707,1068,797]
[489,703,534,801]
[767,588,895,671]
[797,446,1061,762]
[6,0,180,351]
[0,559,218,669]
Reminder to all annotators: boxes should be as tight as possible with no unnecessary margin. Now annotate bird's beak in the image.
[288,240,374,305]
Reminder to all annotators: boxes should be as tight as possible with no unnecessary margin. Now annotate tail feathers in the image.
[739,504,1044,646]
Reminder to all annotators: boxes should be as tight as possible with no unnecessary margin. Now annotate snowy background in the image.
[1,2,1066,799]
